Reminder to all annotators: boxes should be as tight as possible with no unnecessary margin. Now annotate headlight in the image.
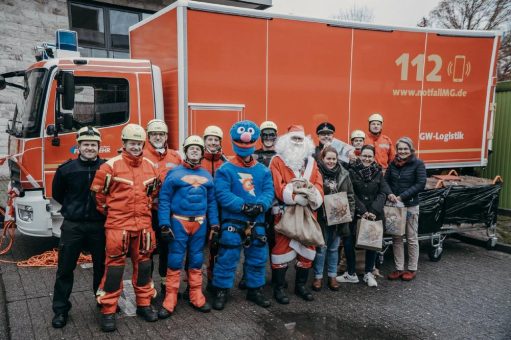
[17,205,33,222]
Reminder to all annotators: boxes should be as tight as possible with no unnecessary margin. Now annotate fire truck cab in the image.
[1,30,162,237]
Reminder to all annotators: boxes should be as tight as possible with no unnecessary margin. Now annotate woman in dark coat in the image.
[313,146,355,291]
[343,145,388,287]
[385,137,426,282]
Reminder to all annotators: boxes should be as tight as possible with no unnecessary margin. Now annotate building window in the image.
[68,1,152,59]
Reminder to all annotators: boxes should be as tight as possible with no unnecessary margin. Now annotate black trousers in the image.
[151,212,168,278]
[52,220,105,314]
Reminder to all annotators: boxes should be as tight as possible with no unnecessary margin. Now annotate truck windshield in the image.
[11,68,48,138]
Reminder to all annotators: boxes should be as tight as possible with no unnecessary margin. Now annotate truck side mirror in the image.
[0,76,5,90]
[61,72,75,110]
[46,124,56,136]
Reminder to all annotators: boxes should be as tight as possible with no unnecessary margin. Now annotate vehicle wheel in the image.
[428,246,442,262]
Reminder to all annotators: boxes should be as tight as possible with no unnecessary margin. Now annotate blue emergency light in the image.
[55,30,78,52]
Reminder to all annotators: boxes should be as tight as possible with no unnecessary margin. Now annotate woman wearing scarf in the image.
[313,146,355,291]
[345,145,388,287]
[385,137,426,281]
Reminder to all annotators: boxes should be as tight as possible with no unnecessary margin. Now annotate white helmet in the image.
[350,130,366,140]
[260,120,278,132]
[76,126,101,143]
[183,135,205,151]
[121,124,146,142]
[368,113,384,123]
[147,119,168,134]
[203,125,223,140]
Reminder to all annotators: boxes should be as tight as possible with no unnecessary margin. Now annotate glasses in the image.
[397,148,410,151]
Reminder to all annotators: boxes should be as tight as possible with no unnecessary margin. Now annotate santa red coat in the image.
[269,155,324,268]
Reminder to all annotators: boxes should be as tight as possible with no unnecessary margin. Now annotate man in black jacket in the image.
[51,126,106,328]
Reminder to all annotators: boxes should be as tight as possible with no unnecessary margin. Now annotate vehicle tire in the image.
[428,246,442,262]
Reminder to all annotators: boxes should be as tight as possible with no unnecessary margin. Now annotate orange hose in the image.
[0,208,15,255]
[0,248,92,267]
[0,208,93,266]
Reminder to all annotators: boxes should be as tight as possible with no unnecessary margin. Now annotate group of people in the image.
[50,112,426,332]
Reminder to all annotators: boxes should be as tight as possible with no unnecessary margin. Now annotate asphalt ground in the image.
[0,230,510,340]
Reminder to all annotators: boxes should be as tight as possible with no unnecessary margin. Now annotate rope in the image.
[0,208,15,255]
[0,248,92,267]
[0,207,93,267]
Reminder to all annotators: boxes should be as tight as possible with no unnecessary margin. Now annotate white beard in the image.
[276,134,315,172]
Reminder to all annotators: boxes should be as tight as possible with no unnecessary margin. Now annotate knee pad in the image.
[136,260,152,286]
[104,265,124,292]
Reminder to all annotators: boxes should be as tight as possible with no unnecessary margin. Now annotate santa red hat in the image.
[287,124,305,138]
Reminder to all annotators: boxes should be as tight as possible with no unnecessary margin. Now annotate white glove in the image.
[294,194,308,206]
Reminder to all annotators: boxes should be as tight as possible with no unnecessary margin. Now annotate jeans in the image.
[313,227,340,279]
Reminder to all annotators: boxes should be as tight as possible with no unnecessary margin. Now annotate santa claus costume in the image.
[269,125,324,304]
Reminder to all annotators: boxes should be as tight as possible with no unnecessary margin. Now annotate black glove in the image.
[241,203,264,218]
[160,225,174,243]
[209,225,220,250]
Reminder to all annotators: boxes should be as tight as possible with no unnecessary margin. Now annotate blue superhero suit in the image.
[158,161,219,312]
[212,121,274,290]
[158,163,219,270]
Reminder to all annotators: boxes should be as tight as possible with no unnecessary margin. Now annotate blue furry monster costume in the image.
[212,120,275,310]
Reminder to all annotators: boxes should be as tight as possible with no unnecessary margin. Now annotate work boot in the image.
[238,278,247,290]
[206,280,216,294]
[311,278,322,291]
[136,306,158,322]
[295,267,314,301]
[191,301,212,313]
[51,313,67,328]
[328,277,340,291]
[213,289,229,310]
[272,268,289,305]
[100,313,116,332]
[247,287,271,308]
[158,307,172,319]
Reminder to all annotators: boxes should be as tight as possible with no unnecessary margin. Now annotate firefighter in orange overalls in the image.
[91,124,159,332]
[144,119,182,296]
[366,113,396,170]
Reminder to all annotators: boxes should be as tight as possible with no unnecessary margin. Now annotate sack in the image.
[356,218,383,251]
[274,205,324,246]
[324,192,352,226]
[384,204,407,236]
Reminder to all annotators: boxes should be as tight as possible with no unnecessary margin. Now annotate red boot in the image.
[188,269,211,313]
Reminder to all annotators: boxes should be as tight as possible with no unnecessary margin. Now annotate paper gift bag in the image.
[356,218,383,251]
[324,192,352,226]
[384,204,407,236]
